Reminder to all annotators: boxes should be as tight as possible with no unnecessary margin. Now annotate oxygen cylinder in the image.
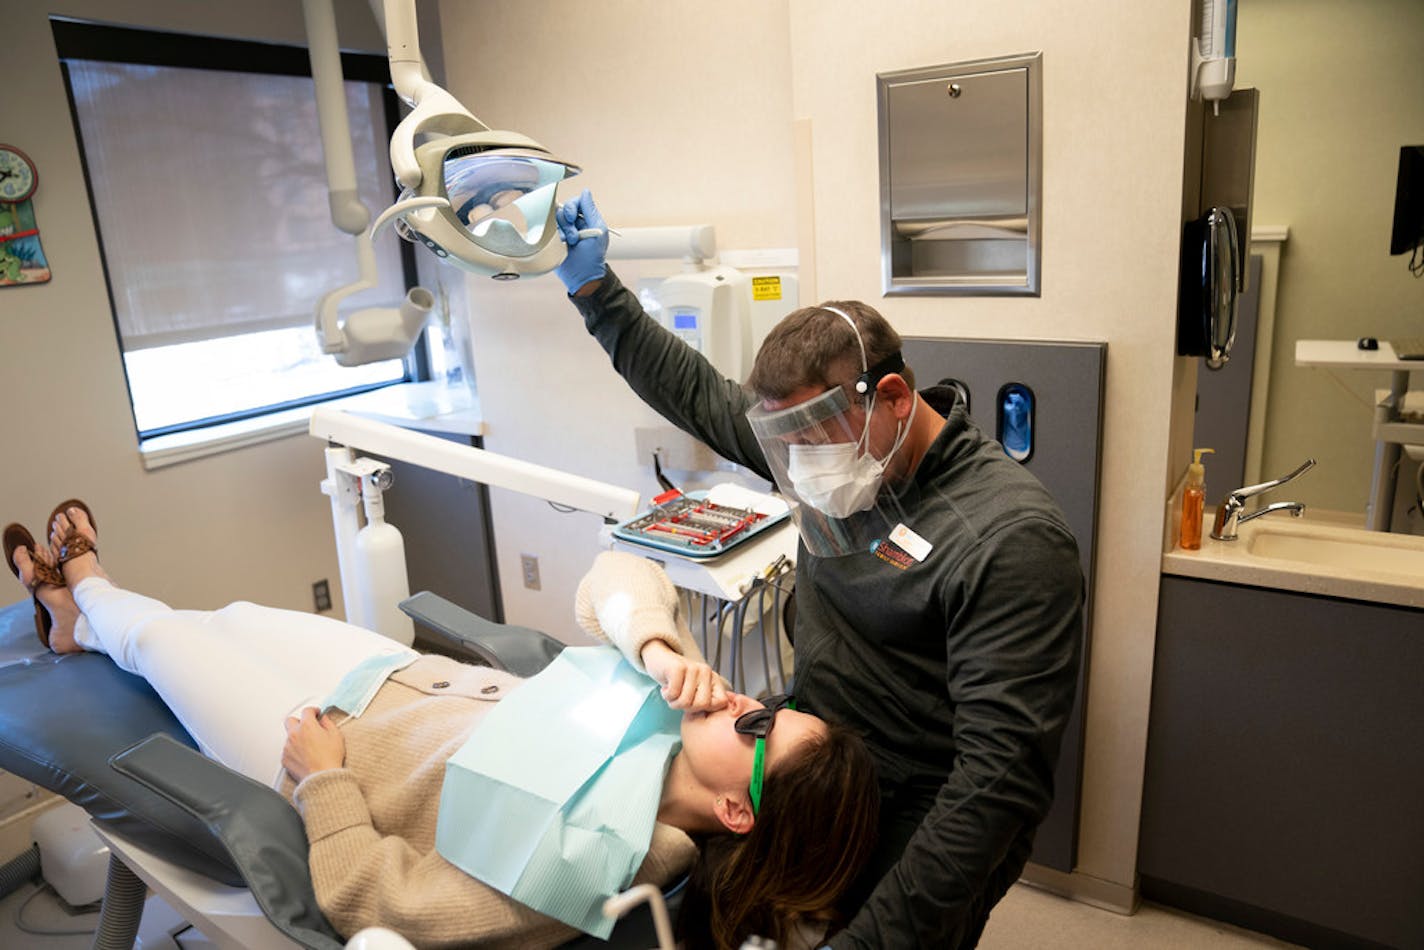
[352,477,415,645]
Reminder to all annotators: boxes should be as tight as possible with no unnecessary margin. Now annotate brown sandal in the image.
[49,499,98,564]
[4,522,66,648]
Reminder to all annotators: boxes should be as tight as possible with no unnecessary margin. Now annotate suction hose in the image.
[0,844,41,900]
[90,855,146,950]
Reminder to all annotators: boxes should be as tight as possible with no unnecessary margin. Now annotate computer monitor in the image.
[1388,145,1424,257]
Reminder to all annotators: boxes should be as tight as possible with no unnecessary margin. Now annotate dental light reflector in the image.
[382,138,579,279]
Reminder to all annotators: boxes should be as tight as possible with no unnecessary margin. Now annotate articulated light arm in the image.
[303,0,433,366]
[381,0,486,189]
[310,408,643,523]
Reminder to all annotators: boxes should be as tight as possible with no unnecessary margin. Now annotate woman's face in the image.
[679,691,826,794]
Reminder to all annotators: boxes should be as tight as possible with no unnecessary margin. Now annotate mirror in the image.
[1229,0,1423,520]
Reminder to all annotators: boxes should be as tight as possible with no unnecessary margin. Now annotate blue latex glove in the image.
[554,189,609,294]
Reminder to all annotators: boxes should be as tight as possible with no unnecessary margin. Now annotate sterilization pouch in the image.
[435,645,682,937]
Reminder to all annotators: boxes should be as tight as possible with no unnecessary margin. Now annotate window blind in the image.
[67,59,407,351]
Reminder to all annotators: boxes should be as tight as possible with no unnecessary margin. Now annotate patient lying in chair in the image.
[6,504,879,950]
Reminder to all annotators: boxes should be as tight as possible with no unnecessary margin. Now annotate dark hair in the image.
[678,721,881,950]
[746,301,914,400]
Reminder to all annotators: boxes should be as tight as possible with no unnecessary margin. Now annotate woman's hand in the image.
[641,640,728,712]
[282,707,345,782]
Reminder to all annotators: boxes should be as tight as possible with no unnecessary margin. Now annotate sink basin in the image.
[1165,509,1424,609]
[1246,525,1424,578]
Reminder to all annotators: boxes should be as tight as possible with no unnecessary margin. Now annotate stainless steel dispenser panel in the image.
[887,68,1028,221]
[878,52,1042,296]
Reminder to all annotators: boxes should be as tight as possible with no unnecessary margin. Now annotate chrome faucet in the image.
[1210,458,1316,541]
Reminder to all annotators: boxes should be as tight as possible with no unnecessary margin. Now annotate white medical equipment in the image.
[648,266,755,380]
[610,226,797,382]
[304,0,435,368]
[370,0,581,279]
[305,0,582,368]
[1190,0,1238,114]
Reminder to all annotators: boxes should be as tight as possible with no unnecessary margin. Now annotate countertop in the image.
[1162,511,1424,610]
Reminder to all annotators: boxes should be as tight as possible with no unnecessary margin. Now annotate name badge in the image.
[889,523,932,562]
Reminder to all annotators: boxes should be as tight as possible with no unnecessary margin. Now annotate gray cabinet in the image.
[1141,575,1424,949]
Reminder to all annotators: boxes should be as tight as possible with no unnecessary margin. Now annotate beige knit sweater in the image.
[283,551,702,948]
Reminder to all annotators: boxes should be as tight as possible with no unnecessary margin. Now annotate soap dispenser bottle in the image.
[1179,447,1214,550]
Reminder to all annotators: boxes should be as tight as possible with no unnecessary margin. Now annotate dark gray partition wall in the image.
[901,337,1106,873]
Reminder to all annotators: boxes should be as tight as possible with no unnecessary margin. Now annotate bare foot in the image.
[13,545,82,653]
[50,506,108,587]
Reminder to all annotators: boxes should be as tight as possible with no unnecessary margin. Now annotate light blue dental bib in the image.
[435,646,682,938]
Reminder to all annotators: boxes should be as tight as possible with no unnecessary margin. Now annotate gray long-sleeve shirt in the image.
[572,271,1084,947]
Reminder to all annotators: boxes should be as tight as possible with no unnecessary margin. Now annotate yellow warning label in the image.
[751,276,782,302]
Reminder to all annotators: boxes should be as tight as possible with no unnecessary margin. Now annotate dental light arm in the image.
[303,0,433,367]
[381,0,480,190]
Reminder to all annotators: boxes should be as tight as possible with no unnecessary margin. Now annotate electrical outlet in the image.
[520,554,541,591]
[312,579,332,612]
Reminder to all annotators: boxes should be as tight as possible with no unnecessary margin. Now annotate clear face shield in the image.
[746,383,913,557]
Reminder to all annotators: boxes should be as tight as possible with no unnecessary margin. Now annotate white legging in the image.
[72,577,412,787]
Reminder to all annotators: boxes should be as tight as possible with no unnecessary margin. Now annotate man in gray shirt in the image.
[554,191,1084,948]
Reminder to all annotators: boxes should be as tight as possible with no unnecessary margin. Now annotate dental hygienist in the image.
[555,191,1085,949]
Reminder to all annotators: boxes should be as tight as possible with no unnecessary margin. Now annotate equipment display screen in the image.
[672,311,699,330]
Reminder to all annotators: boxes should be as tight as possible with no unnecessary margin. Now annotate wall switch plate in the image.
[312,579,332,612]
[520,555,541,591]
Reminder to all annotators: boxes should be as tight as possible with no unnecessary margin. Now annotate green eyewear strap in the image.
[747,697,796,815]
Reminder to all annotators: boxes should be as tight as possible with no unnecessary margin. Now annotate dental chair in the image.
[0,593,681,949]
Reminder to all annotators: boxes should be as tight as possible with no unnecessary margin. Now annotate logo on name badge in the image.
[870,538,914,570]
[869,524,931,570]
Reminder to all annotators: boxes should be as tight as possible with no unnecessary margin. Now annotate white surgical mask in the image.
[787,440,886,518]
[785,396,915,518]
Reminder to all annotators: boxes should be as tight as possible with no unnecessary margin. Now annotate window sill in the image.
[138,382,484,471]
[139,406,314,470]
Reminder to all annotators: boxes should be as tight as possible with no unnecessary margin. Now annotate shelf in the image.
[1295,339,1423,372]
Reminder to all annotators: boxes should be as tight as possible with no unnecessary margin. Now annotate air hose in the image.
[0,844,41,900]
[90,855,146,950]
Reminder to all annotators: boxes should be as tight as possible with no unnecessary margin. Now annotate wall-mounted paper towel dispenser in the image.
[877,52,1042,297]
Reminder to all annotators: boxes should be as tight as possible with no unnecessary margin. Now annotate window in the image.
[54,20,421,440]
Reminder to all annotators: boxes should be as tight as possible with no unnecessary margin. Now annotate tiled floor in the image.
[981,883,1302,949]
[0,877,1304,949]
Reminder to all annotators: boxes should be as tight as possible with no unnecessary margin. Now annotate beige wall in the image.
[1237,0,1424,513]
[442,0,1193,896]
[0,0,384,613]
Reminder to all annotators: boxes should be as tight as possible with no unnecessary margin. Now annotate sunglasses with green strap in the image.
[733,694,796,815]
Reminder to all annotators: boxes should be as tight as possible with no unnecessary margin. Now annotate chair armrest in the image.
[110,734,345,950]
[399,591,565,678]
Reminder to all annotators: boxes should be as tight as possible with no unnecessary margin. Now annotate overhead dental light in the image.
[371,0,582,279]
[304,0,580,367]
